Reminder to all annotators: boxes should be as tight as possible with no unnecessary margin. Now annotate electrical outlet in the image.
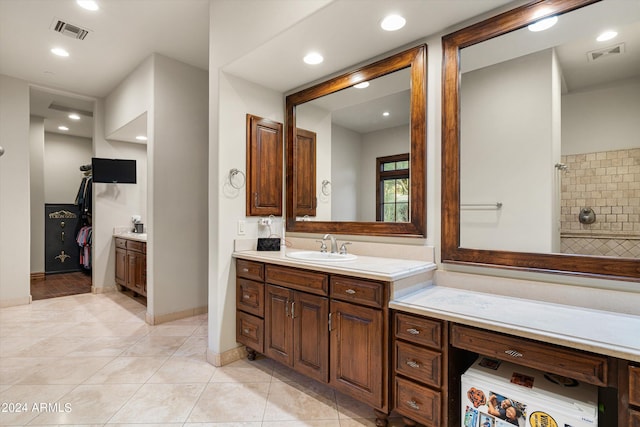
[259,218,272,226]
[238,220,246,235]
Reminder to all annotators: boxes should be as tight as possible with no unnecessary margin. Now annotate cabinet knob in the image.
[345,289,356,295]
[406,399,420,410]
[406,328,420,335]
[243,328,250,334]
[504,349,523,358]
[405,359,421,369]
[242,268,249,273]
[243,293,251,300]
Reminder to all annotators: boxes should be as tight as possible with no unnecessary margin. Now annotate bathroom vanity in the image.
[114,233,147,298]
[234,249,639,427]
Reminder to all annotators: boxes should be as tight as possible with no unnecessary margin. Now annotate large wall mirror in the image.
[286,45,427,237]
[442,0,640,280]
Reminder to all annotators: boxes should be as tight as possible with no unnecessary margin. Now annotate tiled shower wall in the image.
[560,148,640,258]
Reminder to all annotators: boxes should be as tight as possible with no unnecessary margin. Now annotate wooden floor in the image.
[31,271,92,300]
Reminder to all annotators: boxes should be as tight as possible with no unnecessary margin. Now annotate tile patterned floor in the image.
[0,292,409,426]
[30,272,92,300]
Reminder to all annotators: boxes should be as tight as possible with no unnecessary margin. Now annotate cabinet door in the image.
[330,300,384,409]
[126,252,137,290]
[293,292,329,383]
[246,114,283,216]
[134,252,146,296]
[265,285,293,366]
[115,247,126,286]
[293,128,316,217]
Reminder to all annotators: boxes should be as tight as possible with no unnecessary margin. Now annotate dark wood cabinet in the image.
[114,237,146,297]
[293,128,316,217]
[630,365,640,427]
[246,114,283,216]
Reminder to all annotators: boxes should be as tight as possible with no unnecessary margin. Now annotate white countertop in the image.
[113,231,147,242]
[233,249,436,282]
[390,285,640,362]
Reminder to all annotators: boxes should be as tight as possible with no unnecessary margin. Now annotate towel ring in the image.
[229,168,246,189]
[321,180,331,196]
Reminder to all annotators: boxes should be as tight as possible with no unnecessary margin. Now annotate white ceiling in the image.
[0,0,519,140]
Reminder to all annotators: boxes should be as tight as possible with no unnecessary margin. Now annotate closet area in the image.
[29,88,94,300]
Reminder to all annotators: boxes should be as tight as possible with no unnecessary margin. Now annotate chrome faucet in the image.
[323,233,339,253]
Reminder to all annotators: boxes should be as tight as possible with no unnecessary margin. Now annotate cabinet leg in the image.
[246,347,257,361]
[373,409,389,427]
[401,417,418,427]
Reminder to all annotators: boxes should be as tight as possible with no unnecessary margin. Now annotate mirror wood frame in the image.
[286,45,427,237]
[441,0,640,281]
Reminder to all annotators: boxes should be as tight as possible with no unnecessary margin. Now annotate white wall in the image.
[29,117,45,274]
[459,49,556,253]
[151,54,208,318]
[359,124,410,221]
[331,124,361,221]
[562,77,640,155]
[0,75,31,306]
[208,71,283,360]
[43,132,92,204]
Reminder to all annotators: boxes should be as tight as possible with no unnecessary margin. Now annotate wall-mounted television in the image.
[91,158,137,184]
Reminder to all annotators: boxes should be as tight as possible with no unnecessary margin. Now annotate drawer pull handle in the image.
[243,293,251,300]
[243,328,250,334]
[345,289,356,295]
[406,359,421,369]
[242,268,249,273]
[505,349,523,358]
[406,399,420,410]
[406,328,420,335]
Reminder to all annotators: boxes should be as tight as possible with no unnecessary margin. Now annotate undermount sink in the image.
[286,251,357,262]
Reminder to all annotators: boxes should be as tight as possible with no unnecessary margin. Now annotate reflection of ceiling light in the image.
[51,47,69,57]
[597,31,618,42]
[382,111,390,117]
[303,52,323,65]
[58,125,69,131]
[136,135,148,141]
[381,14,406,31]
[77,0,99,11]
[528,15,558,32]
[68,113,81,120]
[354,82,369,89]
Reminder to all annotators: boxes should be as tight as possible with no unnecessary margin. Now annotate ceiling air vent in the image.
[587,43,625,62]
[51,18,90,40]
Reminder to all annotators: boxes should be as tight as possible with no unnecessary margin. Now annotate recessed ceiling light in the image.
[51,47,69,57]
[381,14,406,31]
[68,113,81,120]
[382,111,390,117]
[77,0,99,11]
[58,125,69,131]
[354,82,369,89]
[135,135,148,141]
[528,10,558,32]
[597,31,618,42]
[303,52,324,65]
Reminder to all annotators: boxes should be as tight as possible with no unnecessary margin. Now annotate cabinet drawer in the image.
[330,276,384,308]
[115,238,127,249]
[236,311,264,353]
[266,265,328,296]
[237,278,264,317]
[127,240,146,253]
[631,409,640,427]
[237,259,264,282]
[395,313,442,350]
[395,341,441,387]
[394,376,440,427]
[630,365,640,407]
[450,324,609,386]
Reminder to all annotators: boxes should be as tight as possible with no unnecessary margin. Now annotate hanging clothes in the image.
[75,169,92,225]
[76,225,92,270]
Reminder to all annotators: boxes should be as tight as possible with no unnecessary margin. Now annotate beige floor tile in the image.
[187,382,270,423]
[174,336,208,357]
[335,391,378,419]
[108,383,205,424]
[263,381,339,421]
[147,356,216,383]
[192,324,208,336]
[0,335,46,357]
[0,384,74,426]
[120,335,188,356]
[0,357,51,385]
[66,336,142,357]
[28,383,140,425]
[338,417,407,427]
[84,356,168,384]
[13,336,95,357]
[148,324,199,337]
[209,357,274,383]
[183,423,261,427]
[262,421,341,426]
[16,357,113,385]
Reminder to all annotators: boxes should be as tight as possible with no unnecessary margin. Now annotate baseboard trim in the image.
[0,295,32,308]
[30,272,45,281]
[145,305,207,325]
[206,345,246,367]
[92,285,117,294]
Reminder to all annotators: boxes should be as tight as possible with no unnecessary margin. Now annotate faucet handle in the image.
[316,240,327,253]
[339,242,352,255]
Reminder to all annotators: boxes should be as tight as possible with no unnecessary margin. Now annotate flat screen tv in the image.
[91,158,137,184]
